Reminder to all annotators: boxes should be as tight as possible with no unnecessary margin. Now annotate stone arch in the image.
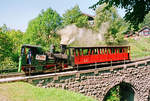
[103,82,138,101]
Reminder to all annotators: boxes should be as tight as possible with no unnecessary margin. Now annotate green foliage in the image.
[0,57,17,70]
[139,11,150,28]
[0,30,13,62]
[62,5,89,28]
[94,4,128,45]
[76,15,89,28]
[25,8,62,51]
[6,29,23,62]
[104,85,120,101]
[90,0,150,31]
[105,18,127,45]
[94,4,112,31]
[0,25,23,73]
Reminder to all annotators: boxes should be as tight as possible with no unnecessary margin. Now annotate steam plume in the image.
[57,22,109,46]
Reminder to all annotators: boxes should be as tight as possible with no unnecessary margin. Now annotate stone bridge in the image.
[29,60,150,101]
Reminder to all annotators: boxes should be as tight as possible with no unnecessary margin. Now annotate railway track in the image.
[0,56,150,83]
[131,56,150,62]
[0,73,25,78]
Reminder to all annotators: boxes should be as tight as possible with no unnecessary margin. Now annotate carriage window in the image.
[98,48,100,54]
[83,49,88,55]
[119,48,122,53]
[90,49,93,54]
[92,49,97,55]
[116,49,119,53]
[77,49,80,56]
[123,48,125,53]
[107,48,109,54]
[116,48,121,53]
[102,49,105,54]
[105,48,107,54]
[75,49,82,56]
[89,49,92,55]
[111,48,115,54]
[108,48,111,54]
[118,48,124,53]
[124,48,128,53]
[73,49,77,56]
[103,48,105,54]
[125,48,127,53]
[79,49,82,56]
[101,49,104,54]
[95,48,98,54]
[88,49,90,55]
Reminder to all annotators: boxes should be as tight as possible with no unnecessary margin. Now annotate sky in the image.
[0,0,125,32]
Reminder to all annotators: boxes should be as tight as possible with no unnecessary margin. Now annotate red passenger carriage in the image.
[68,46,130,66]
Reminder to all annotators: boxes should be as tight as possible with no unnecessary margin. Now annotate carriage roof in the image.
[21,44,41,48]
[68,46,130,49]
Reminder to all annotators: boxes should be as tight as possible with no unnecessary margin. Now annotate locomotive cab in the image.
[18,44,53,74]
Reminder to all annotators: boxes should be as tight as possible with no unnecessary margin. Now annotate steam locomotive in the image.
[18,44,131,75]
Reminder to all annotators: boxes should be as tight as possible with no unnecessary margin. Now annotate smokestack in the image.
[61,44,67,54]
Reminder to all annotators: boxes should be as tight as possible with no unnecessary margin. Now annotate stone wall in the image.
[30,60,150,101]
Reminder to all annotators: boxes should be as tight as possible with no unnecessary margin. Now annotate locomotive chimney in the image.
[61,44,67,54]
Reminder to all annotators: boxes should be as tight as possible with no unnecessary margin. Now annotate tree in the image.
[0,25,23,69]
[94,4,128,45]
[90,0,150,30]
[25,8,62,50]
[94,4,114,31]
[139,11,150,28]
[6,29,23,62]
[62,5,89,28]
[106,17,128,45]
[0,29,13,62]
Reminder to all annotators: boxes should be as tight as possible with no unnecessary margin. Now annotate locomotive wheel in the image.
[25,71,30,76]
[24,67,35,76]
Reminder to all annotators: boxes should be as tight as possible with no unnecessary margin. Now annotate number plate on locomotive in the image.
[36,55,46,61]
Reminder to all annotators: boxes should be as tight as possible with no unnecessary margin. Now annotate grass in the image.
[0,82,97,101]
[127,37,150,59]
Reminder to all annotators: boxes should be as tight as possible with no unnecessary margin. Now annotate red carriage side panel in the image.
[72,46,130,65]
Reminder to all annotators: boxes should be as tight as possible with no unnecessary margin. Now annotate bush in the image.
[105,32,124,45]
[0,57,17,70]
